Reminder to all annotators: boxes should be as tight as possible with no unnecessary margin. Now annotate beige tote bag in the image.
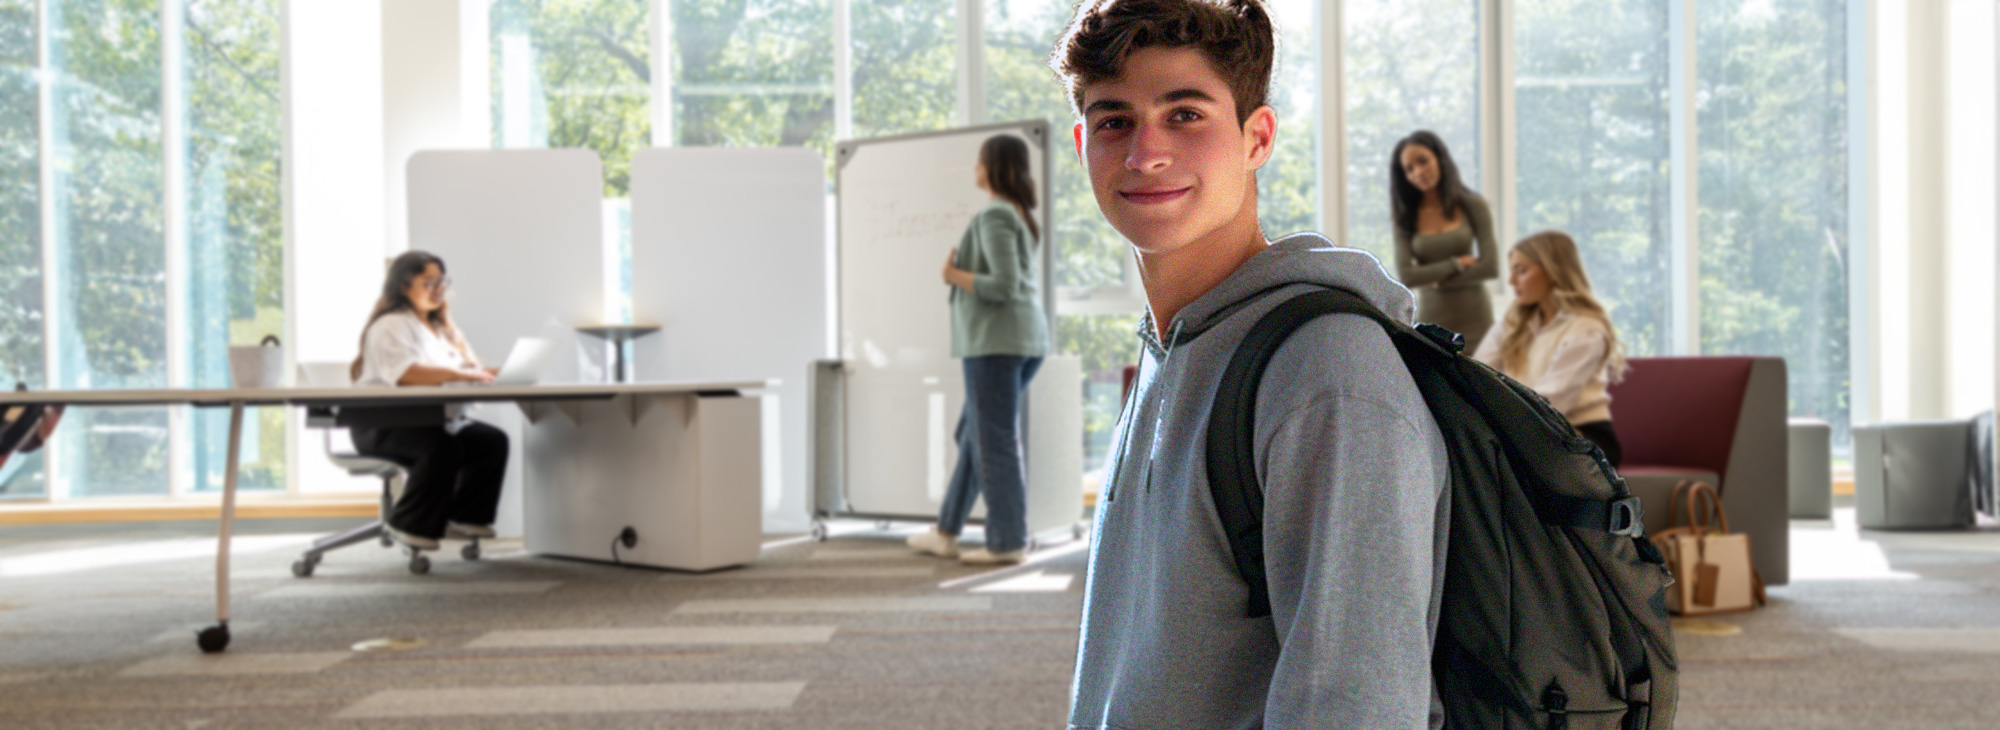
[1649,480,1766,616]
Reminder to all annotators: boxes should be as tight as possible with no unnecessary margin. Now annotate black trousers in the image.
[1575,419,1623,469]
[351,420,509,539]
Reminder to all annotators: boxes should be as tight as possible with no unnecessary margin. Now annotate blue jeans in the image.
[937,355,1043,552]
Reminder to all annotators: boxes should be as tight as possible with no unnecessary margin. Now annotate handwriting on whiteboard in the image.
[847,198,988,248]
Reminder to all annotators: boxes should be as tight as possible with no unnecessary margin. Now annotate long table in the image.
[0,381,771,653]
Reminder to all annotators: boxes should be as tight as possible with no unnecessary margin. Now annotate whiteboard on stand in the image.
[834,120,1056,520]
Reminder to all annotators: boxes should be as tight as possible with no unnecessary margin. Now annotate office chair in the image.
[291,363,481,577]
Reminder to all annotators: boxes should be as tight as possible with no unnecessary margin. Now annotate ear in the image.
[1241,105,1277,171]
[1072,122,1085,164]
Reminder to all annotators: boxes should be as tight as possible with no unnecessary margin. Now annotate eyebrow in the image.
[1083,88,1221,114]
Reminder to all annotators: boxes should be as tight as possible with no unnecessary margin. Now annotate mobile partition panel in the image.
[406,149,611,537]
[630,147,830,533]
[825,120,1083,543]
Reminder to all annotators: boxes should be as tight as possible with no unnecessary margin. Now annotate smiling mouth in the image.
[1118,187,1192,205]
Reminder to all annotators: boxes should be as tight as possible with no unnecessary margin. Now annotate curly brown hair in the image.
[1049,0,1276,125]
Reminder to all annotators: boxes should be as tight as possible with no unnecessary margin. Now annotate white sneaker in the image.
[388,527,439,551]
[906,529,959,558]
[447,522,495,539]
[959,548,1026,565]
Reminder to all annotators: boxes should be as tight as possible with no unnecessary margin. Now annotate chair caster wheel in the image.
[1074,522,1087,540]
[196,623,230,653]
[461,543,481,561]
[409,555,431,575]
[810,521,828,542]
[292,557,318,578]
[379,534,392,548]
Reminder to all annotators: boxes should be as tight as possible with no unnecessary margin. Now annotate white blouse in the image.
[356,310,480,388]
[1472,308,1614,426]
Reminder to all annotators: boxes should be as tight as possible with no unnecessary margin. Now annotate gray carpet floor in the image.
[1,508,1996,729]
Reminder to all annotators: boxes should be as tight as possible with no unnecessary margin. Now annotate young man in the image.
[1054,1,1450,727]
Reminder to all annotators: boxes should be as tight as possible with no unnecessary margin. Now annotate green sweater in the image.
[950,201,1050,358]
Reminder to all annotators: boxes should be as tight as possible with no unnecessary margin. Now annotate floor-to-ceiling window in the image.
[48,0,171,498]
[0,0,45,498]
[851,0,954,138]
[2,0,283,501]
[1697,0,1850,446]
[490,0,650,318]
[183,0,284,492]
[1342,0,1479,262]
[1514,0,1673,357]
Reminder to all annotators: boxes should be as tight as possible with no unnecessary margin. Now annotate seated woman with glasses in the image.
[348,251,509,550]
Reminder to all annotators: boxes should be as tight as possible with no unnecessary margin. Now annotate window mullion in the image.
[36,0,64,501]
[1667,0,1699,356]
[1482,0,1514,253]
[162,0,192,498]
[956,0,984,126]
[834,0,851,140]
[1316,0,1342,236]
[651,0,672,146]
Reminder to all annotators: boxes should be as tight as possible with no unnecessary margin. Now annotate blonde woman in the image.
[1472,231,1628,466]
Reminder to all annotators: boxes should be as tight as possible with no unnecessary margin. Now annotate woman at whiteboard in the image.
[349,251,510,553]
[907,134,1051,566]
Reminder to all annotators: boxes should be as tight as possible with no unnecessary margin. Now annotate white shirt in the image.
[1472,308,1614,425]
[356,310,479,388]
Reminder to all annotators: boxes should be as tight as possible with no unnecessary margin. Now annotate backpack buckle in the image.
[1415,323,1466,353]
[1608,497,1644,537]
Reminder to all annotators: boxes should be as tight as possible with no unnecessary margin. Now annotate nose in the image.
[1125,121,1171,174]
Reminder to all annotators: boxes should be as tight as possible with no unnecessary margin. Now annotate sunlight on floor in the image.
[0,534,311,579]
[1789,508,1918,581]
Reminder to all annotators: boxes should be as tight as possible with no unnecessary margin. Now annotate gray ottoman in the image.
[1854,420,1974,529]
[1788,418,1833,519]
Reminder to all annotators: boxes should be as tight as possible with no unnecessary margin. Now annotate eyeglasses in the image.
[425,277,452,293]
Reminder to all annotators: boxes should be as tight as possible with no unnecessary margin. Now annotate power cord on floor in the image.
[610,526,638,565]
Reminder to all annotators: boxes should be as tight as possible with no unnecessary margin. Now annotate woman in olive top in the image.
[1390,130,1499,352]
[907,134,1051,566]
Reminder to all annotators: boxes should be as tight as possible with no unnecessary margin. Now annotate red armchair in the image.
[1608,357,1790,585]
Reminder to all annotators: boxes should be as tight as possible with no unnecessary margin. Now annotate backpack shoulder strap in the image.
[1206,288,1433,618]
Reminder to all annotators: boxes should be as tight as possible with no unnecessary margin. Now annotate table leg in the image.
[196,401,244,653]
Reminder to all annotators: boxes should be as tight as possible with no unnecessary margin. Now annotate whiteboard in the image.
[834,121,1055,518]
[629,147,829,534]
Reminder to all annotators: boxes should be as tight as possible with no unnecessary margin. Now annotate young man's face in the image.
[1073,45,1276,258]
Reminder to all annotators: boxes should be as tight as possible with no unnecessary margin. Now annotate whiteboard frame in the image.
[830,119,1060,525]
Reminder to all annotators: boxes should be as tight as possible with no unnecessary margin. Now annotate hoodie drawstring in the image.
[1139,318,1186,496]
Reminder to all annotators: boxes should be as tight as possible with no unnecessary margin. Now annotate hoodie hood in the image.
[1138,232,1417,356]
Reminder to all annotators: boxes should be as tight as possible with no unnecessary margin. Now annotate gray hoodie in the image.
[1068,233,1451,730]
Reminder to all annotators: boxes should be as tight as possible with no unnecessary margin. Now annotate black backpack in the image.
[1206,288,1678,729]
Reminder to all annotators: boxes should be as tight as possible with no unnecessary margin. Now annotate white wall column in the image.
[1946,0,1997,418]
[382,0,487,256]
[284,0,388,494]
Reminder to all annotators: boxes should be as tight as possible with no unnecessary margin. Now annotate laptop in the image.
[485,337,555,387]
